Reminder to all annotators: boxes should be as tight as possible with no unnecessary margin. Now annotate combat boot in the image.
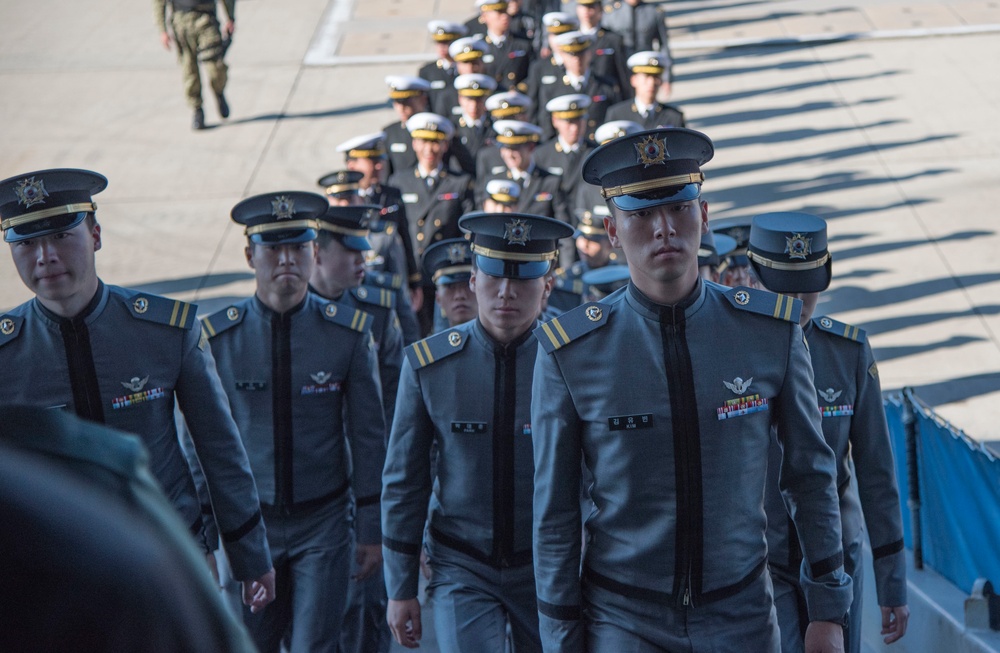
[216,92,230,119]
[192,107,205,130]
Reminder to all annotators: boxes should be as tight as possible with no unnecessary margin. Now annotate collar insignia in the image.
[504,218,531,245]
[1,318,15,335]
[785,233,812,260]
[635,134,668,167]
[311,371,332,384]
[121,376,149,392]
[272,195,295,220]
[724,376,753,395]
[585,305,603,321]
[15,177,49,208]
[818,387,842,403]
[448,331,462,346]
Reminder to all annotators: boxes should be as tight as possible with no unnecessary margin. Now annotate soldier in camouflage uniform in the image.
[155,0,234,130]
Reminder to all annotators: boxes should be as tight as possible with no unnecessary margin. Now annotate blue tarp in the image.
[885,393,1000,594]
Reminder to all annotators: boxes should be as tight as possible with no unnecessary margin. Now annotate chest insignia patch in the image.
[818,387,842,403]
[723,376,753,395]
[121,376,149,392]
[311,371,332,384]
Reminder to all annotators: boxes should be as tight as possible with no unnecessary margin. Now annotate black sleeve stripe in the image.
[383,536,421,555]
[222,510,262,543]
[872,539,904,560]
[537,598,581,621]
[810,551,844,578]
[356,494,381,508]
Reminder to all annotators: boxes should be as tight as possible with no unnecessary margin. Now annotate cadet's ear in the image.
[244,245,255,269]
[542,273,554,299]
[605,213,621,249]
[91,221,102,252]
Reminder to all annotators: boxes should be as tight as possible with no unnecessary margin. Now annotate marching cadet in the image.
[449,73,498,177]
[154,0,234,130]
[574,0,633,99]
[382,76,432,176]
[420,21,468,117]
[477,0,534,91]
[534,93,596,216]
[506,0,538,43]
[547,210,621,313]
[478,120,569,259]
[0,167,276,608]
[711,215,758,288]
[422,237,478,332]
[536,31,621,141]
[530,129,853,652]
[388,112,475,336]
[524,12,579,104]
[482,178,521,213]
[203,191,386,652]
[337,131,421,294]
[382,211,574,652]
[603,0,673,63]
[318,169,363,206]
[478,90,533,178]
[748,212,909,653]
[604,51,686,128]
[438,36,491,122]
[308,204,401,653]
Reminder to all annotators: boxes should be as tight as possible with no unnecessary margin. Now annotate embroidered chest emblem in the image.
[785,233,812,260]
[311,371,333,384]
[724,376,753,395]
[818,387,842,403]
[121,376,149,392]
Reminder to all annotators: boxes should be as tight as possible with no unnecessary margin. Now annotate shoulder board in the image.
[813,316,866,342]
[320,302,374,334]
[351,285,396,309]
[125,293,197,330]
[0,314,25,348]
[535,302,609,354]
[722,287,801,324]
[201,305,246,339]
[365,270,404,290]
[405,328,468,370]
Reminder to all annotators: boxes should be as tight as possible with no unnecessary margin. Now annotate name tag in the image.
[547,167,564,176]
[452,106,462,115]
[431,80,446,89]
[402,193,419,204]
[483,54,495,63]
[541,75,557,85]
[235,381,266,391]
[608,414,653,431]
[452,421,488,434]
[390,143,408,153]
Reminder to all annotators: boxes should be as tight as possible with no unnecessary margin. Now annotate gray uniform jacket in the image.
[0,282,270,580]
[765,316,906,606]
[531,281,852,650]
[382,319,539,600]
[202,293,386,544]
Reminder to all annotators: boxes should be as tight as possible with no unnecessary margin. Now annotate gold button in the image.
[417,233,425,241]
[417,219,425,226]
[434,219,441,227]
[434,234,442,240]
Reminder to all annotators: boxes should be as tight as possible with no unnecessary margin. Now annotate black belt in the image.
[430,525,532,569]
[261,477,350,516]
[584,558,766,606]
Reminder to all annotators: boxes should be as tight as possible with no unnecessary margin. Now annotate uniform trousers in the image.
[244,496,352,653]
[427,539,542,653]
[772,536,862,653]
[583,565,781,653]
[171,10,227,109]
[339,529,392,653]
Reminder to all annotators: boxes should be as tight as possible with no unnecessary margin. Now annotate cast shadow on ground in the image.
[822,272,1000,314]
[861,305,1000,337]
[227,101,390,126]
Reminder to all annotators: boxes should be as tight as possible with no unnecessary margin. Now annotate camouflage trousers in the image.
[171,10,227,109]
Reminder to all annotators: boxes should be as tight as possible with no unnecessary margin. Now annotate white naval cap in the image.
[545,93,592,119]
[542,12,579,34]
[552,30,594,54]
[406,112,455,140]
[594,120,643,144]
[485,90,532,118]
[336,132,387,158]
[485,179,521,204]
[492,119,543,146]
[385,75,431,99]
[626,50,669,75]
[427,20,468,42]
[449,36,489,62]
[454,73,498,97]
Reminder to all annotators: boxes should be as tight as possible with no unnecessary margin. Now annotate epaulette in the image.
[201,305,246,339]
[405,328,468,369]
[535,302,609,354]
[813,316,866,342]
[351,285,396,310]
[366,270,404,291]
[722,287,800,324]
[0,314,25,348]
[320,302,373,334]
[124,293,197,330]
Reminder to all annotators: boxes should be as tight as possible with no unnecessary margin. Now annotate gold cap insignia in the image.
[820,317,833,328]
[15,177,49,208]
[504,218,531,245]
[133,297,149,314]
[446,242,468,263]
[0,318,14,335]
[734,290,750,305]
[227,307,240,321]
[635,134,669,167]
[448,331,462,346]
[325,303,338,317]
[785,233,812,260]
[585,305,603,322]
[272,195,295,220]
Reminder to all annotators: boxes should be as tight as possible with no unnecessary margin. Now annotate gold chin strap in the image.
[601,173,703,200]
[747,250,830,271]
